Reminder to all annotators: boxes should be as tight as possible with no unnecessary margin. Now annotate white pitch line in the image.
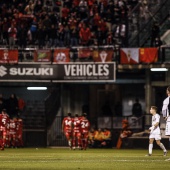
[0,159,167,163]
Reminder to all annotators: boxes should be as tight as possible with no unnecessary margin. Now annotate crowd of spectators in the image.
[0,0,139,49]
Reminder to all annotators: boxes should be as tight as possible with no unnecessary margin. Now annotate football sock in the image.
[78,139,81,147]
[68,140,72,147]
[149,144,153,154]
[159,143,166,152]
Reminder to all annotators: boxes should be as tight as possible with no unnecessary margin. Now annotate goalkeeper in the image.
[145,106,167,156]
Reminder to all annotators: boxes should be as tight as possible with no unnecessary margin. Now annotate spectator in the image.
[92,13,101,32]
[0,99,6,113]
[101,128,112,148]
[98,0,108,18]
[18,97,25,112]
[6,93,19,119]
[42,15,52,43]
[24,1,35,15]
[64,25,70,46]
[2,18,10,45]
[58,23,65,47]
[49,24,58,47]
[132,98,142,117]
[116,119,132,149]
[150,22,160,47]
[17,24,29,48]
[37,24,45,48]
[30,18,38,45]
[79,23,91,45]
[88,128,97,147]
[79,0,89,20]
[61,5,70,21]
[93,128,104,147]
[8,24,17,47]
[98,18,108,45]
[101,100,112,116]
[114,101,123,117]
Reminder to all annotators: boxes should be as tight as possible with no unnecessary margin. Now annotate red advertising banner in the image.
[53,48,70,63]
[139,48,158,63]
[34,49,51,62]
[0,49,18,64]
[78,48,92,59]
[93,49,113,62]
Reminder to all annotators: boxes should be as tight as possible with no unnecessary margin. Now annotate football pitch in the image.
[0,148,170,170]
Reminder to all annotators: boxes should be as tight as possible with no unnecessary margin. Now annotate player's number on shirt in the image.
[2,118,6,125]
[81,122,89,128]
[65,120,72,126]
[10,123,16,128]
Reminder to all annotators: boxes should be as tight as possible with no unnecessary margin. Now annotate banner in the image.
[139,48,158,63]
[0,49,18,64]
[0,62,116,82]
[93,49,113,62]
[78,48,92,59]
[120,48,139,64]
[53,49,70,63]
[34,49,51,62]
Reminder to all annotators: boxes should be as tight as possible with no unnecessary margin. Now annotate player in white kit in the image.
[146,106,167,156]
[162,86,170,161]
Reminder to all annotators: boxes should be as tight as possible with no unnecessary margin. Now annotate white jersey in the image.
[151,113,160,135]
[162,96,170,121]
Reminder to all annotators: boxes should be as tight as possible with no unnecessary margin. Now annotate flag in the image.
[120,48,139,64]
[0,49,18,64]
[53,48,70,63]
[139,48,158,63]
[78,48,92,59]
[92,49,113,62]
[34,49,51,62]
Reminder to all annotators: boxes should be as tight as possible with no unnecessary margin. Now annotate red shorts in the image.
[64,131,72,139]
[73,131,81,138]
[81,132,88,139]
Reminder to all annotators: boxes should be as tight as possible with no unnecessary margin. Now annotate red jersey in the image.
[62,116,72,133]
[80,118,90,134]
[16,119,23,136]
[9,119,17,135]
[0,113,10,131]
[73,117,81,133]
[79,27,91,41]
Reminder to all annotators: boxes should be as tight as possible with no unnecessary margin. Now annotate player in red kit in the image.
[80,113,90,150]
[16,118,23,147]
[9,117,18,148]
[0,109,10,150]
[72,114,82,150]
[62,113,73,149]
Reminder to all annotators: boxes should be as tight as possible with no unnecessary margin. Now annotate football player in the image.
[62,113,73,149]
[72,114,81,150]
[80,113,90,150]
[146,106,167,156]
[0,109,10,150]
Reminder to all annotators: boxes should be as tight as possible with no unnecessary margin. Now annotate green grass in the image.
[0,148,169,170]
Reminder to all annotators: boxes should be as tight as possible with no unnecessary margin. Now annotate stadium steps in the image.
[21,100,46,130]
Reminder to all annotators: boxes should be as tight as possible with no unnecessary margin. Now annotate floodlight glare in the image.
[150,68,168,71]
[27,87,47,90]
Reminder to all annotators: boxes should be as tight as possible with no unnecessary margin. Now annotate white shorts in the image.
[149,133,161,140]
[165,121,170,136]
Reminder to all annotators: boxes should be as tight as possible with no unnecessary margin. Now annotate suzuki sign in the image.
[0,62,116,82]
